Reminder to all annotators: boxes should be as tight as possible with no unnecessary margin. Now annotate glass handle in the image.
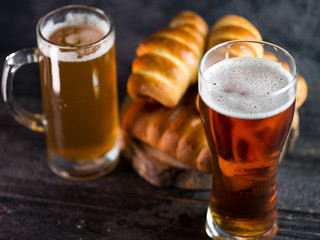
[1,48,46,132]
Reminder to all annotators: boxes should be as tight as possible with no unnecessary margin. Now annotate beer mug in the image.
[2,5,120,180]
[198,41,297,239]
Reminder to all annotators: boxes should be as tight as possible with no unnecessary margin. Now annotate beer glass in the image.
[2,5,120,180]
[198,41,297,239]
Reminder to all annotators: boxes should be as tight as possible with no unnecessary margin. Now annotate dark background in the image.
[0,0,319,239]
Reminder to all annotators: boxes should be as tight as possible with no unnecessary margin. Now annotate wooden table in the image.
[0,0,319,239]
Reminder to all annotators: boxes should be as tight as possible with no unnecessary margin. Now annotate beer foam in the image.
[38,12,114,62]
[199,57,296,119]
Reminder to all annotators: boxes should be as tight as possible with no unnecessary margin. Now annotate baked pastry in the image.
[121,86,212,189]
[207,15,263,57]
[122,89,211,174]
[127,11,208,107]
[122,13,308,189]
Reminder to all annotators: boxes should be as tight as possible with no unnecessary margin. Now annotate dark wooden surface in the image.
[0,0,320,239]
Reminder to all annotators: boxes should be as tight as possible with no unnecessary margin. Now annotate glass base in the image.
[48,140,120,181]
[205,207,278,240]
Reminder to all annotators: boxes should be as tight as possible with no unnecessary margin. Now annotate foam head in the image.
[38,12,114,62]
[199,57,296,119]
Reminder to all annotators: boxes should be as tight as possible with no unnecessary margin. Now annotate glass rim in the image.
[36,4,114,50]
[198,40,298,100]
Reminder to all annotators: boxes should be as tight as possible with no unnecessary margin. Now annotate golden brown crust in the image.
[136,37,198,81]
[207,15,263,57]
[121,98,211,173]
[132,53,188,86]
[127,70,186,107]
[169,10,209,38]
[176,118,206,166]
[211,15,262,39]
[151,28,203,57]
[127,11,208,107]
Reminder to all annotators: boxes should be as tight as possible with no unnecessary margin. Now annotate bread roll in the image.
[127,11,208,107]
[121,96,211,173]
[207,15,263,57]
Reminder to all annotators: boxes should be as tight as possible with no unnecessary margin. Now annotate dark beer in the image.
[199,57,295,236]
[38,15,118,160]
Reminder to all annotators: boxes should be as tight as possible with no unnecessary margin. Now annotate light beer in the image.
[199,57,295,236]
[38,13,119,160]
